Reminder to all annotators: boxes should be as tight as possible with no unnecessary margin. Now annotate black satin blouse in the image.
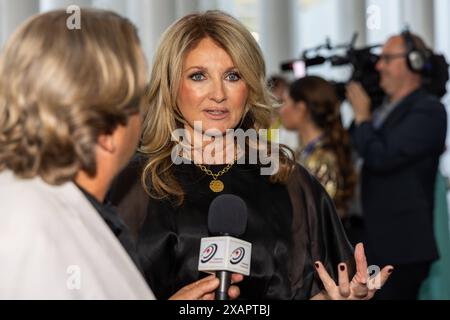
[109,155,355,300]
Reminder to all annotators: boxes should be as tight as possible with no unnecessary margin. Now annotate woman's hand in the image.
[169,273,244,300]
[313,243,394,300]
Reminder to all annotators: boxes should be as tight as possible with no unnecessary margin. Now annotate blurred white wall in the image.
[0,0,449,173]
[0,0,441,73]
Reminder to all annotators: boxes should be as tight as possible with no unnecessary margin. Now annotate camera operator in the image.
[346,32,447,300]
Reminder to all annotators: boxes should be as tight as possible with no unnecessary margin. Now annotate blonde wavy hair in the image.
[141,10,295,204]
[0,9,148,185]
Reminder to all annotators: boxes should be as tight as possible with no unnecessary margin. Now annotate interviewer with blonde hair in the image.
[0,8,241,300]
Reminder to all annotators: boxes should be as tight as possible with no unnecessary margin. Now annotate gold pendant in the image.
[209,179,224,193]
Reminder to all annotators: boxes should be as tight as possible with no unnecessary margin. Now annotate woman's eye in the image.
[225,72,241,82]
[190,73,206,81]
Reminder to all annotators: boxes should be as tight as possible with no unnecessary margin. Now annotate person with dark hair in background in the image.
[267,75,289,103]
[109,10,394,300]
[346,32,447,300]
[266,75,299,150]
[279,76,357,219]
[267,75,288,142]
[0,9,241,300]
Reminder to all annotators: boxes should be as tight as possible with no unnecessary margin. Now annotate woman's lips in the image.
[203,109,229,120]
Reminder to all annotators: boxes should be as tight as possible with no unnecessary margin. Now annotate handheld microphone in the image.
[198,194,251,300]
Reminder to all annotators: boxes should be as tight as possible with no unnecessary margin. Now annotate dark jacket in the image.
[349,89,447,265]
[109,156,355,300]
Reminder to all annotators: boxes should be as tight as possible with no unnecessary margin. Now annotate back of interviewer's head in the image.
[0,9,148,185]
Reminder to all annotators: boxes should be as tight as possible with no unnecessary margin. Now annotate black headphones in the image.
[402,29,431,74]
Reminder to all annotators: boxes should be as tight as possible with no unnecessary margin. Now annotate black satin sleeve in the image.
[287,164,355,299]
[108,156,207,299]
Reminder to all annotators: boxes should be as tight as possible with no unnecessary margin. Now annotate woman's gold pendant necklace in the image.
[196,162,235,193]
[209,179,225,193]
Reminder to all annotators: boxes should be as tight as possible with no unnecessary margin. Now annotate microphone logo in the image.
[201,244,218,263]
[230,247,245,265]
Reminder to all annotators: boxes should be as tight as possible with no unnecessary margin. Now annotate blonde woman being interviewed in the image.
[109,11,393,300]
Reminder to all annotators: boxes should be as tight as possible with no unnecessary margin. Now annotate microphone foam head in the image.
[208,194,248,237]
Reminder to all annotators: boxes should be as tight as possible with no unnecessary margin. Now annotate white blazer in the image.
[0,170,155,300]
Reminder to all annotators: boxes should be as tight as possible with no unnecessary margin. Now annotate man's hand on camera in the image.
[346,82,372,125]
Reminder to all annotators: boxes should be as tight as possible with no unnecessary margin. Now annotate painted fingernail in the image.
[315,262,319,269]
[387,268,394,274]
[339,264,345,271]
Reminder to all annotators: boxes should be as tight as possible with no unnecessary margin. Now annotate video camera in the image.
[281,33,449,109]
